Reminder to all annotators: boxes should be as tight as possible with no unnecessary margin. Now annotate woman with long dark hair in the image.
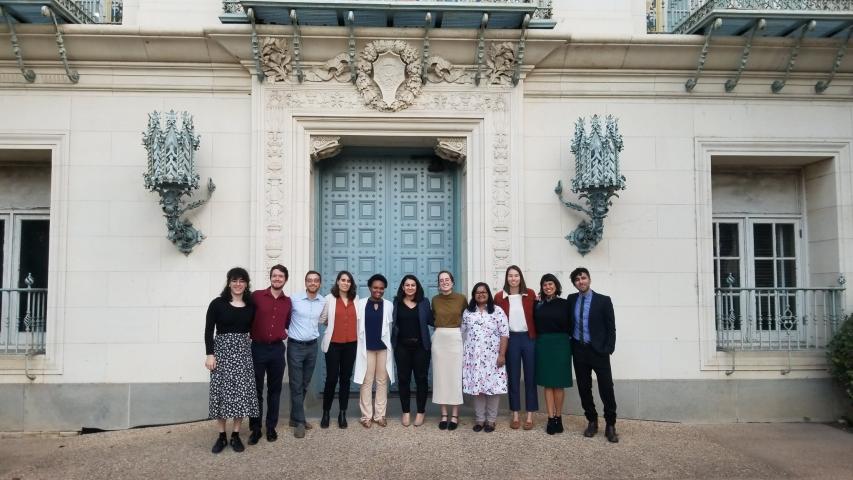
[318,271,359,429]
[534,273,573,435]
[204,267,259,454]
[462,282,509,433]
[391,274,433,426]
[493,265,538,430]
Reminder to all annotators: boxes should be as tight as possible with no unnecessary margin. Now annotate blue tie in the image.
[579,295,587,342]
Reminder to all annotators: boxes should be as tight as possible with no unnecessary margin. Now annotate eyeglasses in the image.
[474,291,488,295]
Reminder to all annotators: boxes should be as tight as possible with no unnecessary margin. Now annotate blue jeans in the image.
[506,332,538,412]
[287,339,318,425]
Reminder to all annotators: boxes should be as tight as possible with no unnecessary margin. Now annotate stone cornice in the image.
[1,25,851,84]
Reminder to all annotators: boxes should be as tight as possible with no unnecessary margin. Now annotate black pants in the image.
[322,341,357,411]
[571,340,617,426]
[249,341,286,433]
[394,340,431,414]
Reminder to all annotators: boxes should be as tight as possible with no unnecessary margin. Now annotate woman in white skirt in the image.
[429,270,468,431]
[204,267,259,454]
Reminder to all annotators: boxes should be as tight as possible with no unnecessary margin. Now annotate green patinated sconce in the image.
[555,115,626,256]
[142,110,215,255]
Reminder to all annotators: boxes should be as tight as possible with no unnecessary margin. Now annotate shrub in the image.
[827,315,853,403]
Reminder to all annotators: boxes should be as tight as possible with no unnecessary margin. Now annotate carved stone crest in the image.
[356,40,423,112]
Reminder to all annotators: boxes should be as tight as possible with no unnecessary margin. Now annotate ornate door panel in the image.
[315,150,457,393]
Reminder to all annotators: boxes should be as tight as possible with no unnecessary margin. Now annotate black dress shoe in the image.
[448,416,459,431]
[583,420,598,437]
[472,422,484,432]
[338,411,348,429]
[211,434,227,454]
[320,410,331,429]
[483,422,495,433]
[555,416,564,434]
[266,428,278,442]
[247,430,262,445]
[438,415,448,430]
[546,417,556,435]
[230,433,245,452]
[605,424,619,443]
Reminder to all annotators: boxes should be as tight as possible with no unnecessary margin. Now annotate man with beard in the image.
[248,264,292,445]
[286,270,325,438]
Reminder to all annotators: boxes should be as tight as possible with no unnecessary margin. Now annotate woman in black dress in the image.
[533,273,573,435]
[204,267,259,453]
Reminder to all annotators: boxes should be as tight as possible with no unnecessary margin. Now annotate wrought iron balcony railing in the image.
[222,0,553,21]
[0,281,47,355]
[714,285,845,352]
[660,0,853,35]
[0,0,121,24]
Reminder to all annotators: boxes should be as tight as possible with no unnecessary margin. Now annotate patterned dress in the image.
[461,306,510,395]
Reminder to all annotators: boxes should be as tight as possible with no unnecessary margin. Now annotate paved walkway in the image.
[1,416,851,479]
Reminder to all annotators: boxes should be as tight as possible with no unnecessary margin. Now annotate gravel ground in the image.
[1,416,851,480]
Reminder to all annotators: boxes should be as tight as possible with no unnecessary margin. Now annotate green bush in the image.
[827,315,853,403]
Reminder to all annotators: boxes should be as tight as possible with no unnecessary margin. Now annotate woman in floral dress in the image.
[461,282,509,433]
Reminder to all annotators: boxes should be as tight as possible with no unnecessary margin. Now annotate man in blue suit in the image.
[568,267,619,443]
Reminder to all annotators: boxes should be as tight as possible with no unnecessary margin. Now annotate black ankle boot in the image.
[555,416,564,434]
[320,410,330,429]
[546,417,556,435]
[338,410,348,429]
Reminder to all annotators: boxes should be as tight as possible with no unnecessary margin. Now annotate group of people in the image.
[203,264,619,454]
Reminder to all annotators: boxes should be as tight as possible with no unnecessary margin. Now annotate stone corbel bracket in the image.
[310,136,343,162]
[435,137,466,164]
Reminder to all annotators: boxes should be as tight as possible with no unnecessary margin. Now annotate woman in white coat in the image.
[354,273,396,428]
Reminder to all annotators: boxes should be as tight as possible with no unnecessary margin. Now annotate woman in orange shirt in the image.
[318,271,359,429]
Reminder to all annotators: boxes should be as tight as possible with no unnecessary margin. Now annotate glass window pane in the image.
[718,260,740,287]
[754,259,774,288]
[777,260,797,288]
[717,223,739,257]
[753,223,773,257]
[0,218,4,288]
[17,219,49,332]
[713,224,717,257]
[775,224,795,257]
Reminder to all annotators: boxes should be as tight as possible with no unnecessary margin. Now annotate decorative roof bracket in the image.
[246,8,265,83]
[421,12,432,85]
[724,18,765,93]
[0,6,35,83]
[685,18,722,92]
[290,9,304,83]
[41,6,78,83]
[512,13,530,86]
[346,11,356,84]
[474,13,489,86]
[815,24,853,94]
[772,20,815,93]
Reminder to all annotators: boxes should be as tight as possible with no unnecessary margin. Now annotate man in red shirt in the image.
[248,264,293,445]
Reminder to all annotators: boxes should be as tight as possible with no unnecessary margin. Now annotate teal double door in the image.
[313,148,458,394]
[317,148,458,298]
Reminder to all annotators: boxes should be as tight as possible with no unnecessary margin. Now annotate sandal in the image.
[510,418,521,430]
[523,419,534,430]
[448,416,459,431]
[360,418,372,429]
[438,415,448,430]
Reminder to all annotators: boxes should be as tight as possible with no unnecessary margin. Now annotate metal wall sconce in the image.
[555,115,626,256]
[142,110,215,255]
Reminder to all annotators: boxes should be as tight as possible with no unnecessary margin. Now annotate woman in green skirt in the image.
[534,273,573,435]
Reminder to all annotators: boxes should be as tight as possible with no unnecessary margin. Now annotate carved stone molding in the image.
[356,40,423,112]
[264,127,286,264]
[491,117,511,286]
[425,56,471,84]
[310,136,343,162]
[486,42,518,86]
[304,53,353,83]
[261,37,292,83]
[265,89,507,113]
[435,137,466,164]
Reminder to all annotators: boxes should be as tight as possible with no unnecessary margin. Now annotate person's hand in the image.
[205,355,216,371]
[496,354,506,368]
